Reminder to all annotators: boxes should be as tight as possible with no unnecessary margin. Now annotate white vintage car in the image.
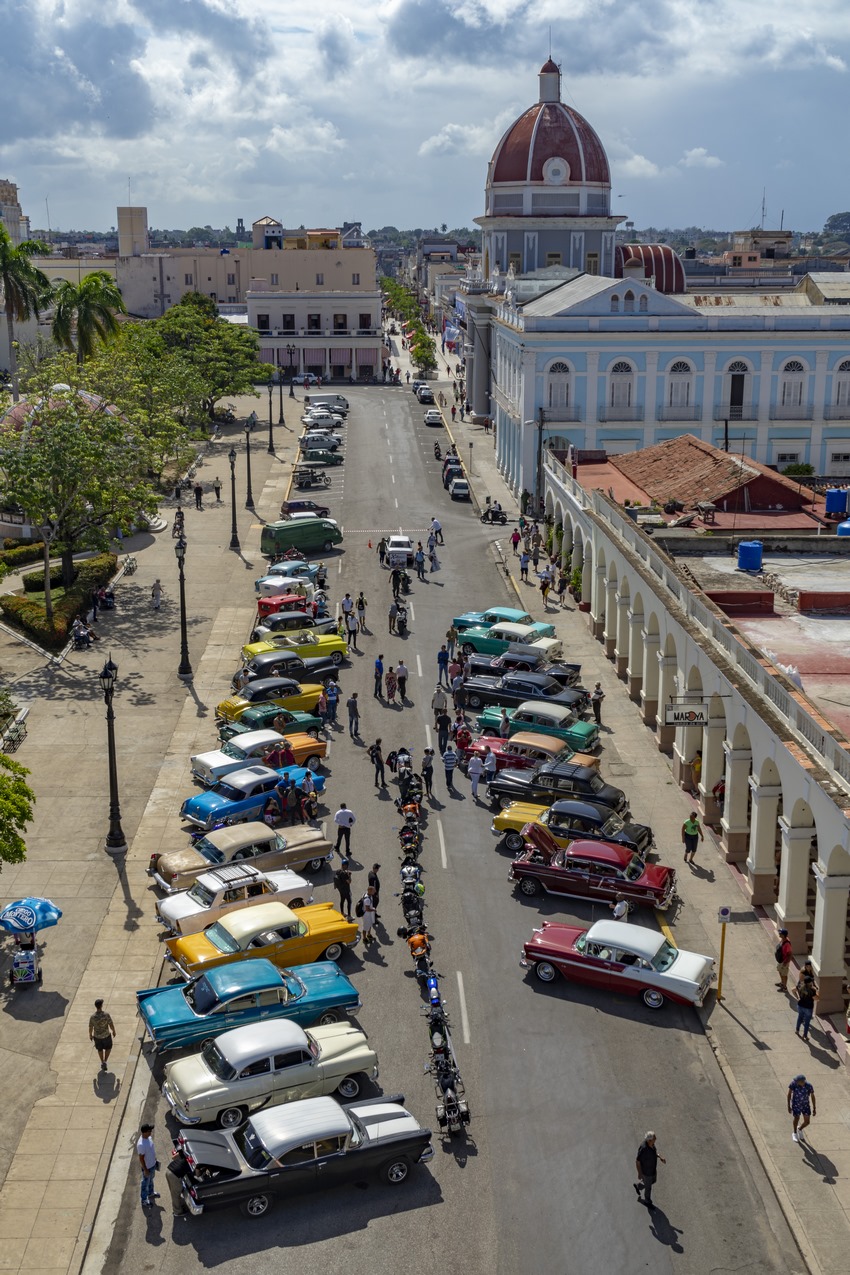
[162,1018,379,1128]
[155,862,314,936]
[191,730,285,787]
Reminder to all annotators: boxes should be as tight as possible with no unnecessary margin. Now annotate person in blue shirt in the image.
[436,644,450,685]
[325,680,339,722]
[374,654,384,699]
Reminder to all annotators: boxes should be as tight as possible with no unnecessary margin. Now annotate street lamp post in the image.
[244,422,255,509]
[267,379,273,438]
[228,447,240,550]
[286,343,296,397]
[174,535,193,679]
[98,656,127,855]
[276,353,285,426]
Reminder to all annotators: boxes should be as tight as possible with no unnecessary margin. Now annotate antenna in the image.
[45,197,51,246]
[128,177,132,208]
[761,188,766,229]
[548,25,552,58]
[780,208,784,231]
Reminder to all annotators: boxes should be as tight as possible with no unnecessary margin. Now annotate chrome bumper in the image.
[162,1082,200,1125]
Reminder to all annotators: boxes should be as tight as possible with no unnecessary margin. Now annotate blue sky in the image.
[1,0,847,235]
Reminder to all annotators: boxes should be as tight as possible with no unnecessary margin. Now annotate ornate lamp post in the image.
[228,447,240,550]
[244,421,255,510]
[174,535,193,679]
[286,343,296,397]
[98,655,127,855]
[266,378,274,438]
[276,352,285,426]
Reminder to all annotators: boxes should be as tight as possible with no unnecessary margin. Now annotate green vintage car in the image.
[300,449,345,467]
[219,704,323,743]
[459,621,559,658]
[476,700,599,752]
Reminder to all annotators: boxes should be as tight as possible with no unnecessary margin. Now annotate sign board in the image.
[664,701,709,727]
[717,906,732,924]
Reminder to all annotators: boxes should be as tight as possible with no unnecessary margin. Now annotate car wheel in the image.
[467,693,483,709]
[323,540,333,552]
[323,942,343,961]
[643,988,665,1010]
[217,1105,247,1130]
[499,795,515,810]
[519,876,540,896]
[308,857,325,873]
[534,961,557,983]
[239,1193,272,1219]
[336,1074,362,1100]
[316,1008,340,1025]
[330,652,343,666]
[480,727,496,737]
[461,642,475,657]
[382,1157,410,1185]
[199,1036,216,1048]
[308,728,321,739]
[504,831,525,853]
[305,754,321,772]
[288,897,305,909]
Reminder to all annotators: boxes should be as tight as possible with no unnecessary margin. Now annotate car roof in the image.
[586,920,664,958]
[216,1019,309,1065]
[566,840,631,868]
[506,671,555,685]
[542,760,597,779]
[491,623,536,637]
[549,799,608,818]
[204,958,282,995]
[515,701,571,721]
[250,1096,350,1151]
[200,821,276,851]
[229,731,284,751]
[388,535,412,545]
[219,900,298,940]
[195,863,265,890]
[250,651,300,667]
[509,732,568,753]
[221,765,280,790]
[248,678,299,692]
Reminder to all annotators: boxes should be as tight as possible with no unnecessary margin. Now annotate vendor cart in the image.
[0,897,62,987]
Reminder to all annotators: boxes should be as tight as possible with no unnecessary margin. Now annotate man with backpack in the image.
[282,780,303,825]
[333,860,353,921]
[775,927,793,993]
[369,738,385,787]
[356,886,378,947]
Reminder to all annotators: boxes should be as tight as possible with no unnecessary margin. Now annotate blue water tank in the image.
[825,488,848,516]
[737,541,763,572]
[837,520,850,537]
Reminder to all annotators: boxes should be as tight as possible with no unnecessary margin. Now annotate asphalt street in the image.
[103,385,802,1274]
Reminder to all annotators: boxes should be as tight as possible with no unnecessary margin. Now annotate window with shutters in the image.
[610,361,633,408]
[623,291,635,314]
[547,361,571,411]
[781,360,805,408]
[668,360,693,407]
[610,295,619,313]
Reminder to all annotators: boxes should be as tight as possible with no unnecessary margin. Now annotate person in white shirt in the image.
[467,752,485,801]
[334,802,356,856]
[340,593,354,616]
[610,895,629,920]
[482,746,497,785]
[137,1124,158,1208]
[430,517,443,545]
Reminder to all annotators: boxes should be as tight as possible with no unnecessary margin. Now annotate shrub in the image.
[0,553,117,647]
[23,566,67,593]
[0,542,45,570]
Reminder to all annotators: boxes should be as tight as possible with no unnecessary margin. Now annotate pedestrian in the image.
[540,575,551,607]
[193,482,203,510]
[451,672,465,711]
[511,528,521,555]
[150,578,163,611]
[775,926,793,992]
[432,685,448,722]
[427,531,437,554]
[445,624,458,659]
[137,1124,159,1208]
[519,551,530,582]
[213,476,222,502]
[390,567,402,599]
[421,748,434,797]
[436,709,452,754]
[334,802,355,856]
[90,587,99,623]
[451,404,457,422]
[347,692,360,738]
[346,610,359,650]
[531,544,540,570]
[429,547,439,573]
[315,688,328,732]
[374,654,384,698]
[396,659,409,701]
[233,665,250,694]
[388,600,398,633]
[690,749,702,798]
[377,537,388,567]
[634,1132,665,1211]
[498,708,511,739]
[370,738,385,787]
[385,666,398,703]
[482,745,497,788]
[356,592,368,632]
[437,645,450,685]
[172,506,184,539]
[788,1074,816,1142]
[590,682,605,724]
[681,811,703,864]
[368,863,381,914]
[299,770,317,821]
[325,680,339,723]
[414,547,426,580]
[334,860,353,920]
[443,744,459,790]
[284,780,304,824]
[430,516,444,545]
[360,886,378,947]
[459,404,465,421]
[341,592,354,620]
[557,570,569,607]
[793,964,818,1040]
[448,657,462,685]
[467,752,484,800]
[89,998,116,1071]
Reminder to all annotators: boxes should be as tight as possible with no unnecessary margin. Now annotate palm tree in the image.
[0,225,51,402]
[51,272,127,364]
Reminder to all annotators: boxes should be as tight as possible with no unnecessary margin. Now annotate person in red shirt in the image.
[775,927,794,993]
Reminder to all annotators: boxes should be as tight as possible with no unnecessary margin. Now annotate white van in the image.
[305,393,349,413]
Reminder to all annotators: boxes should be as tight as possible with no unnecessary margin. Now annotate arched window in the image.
[623,290,635,314]
[547,361,571,412]
[610,294,620,313]
[610,360,634,409]
[836,359,850,407]
[668,360,693,408]
[781,359,805,409]
[728,360,749,374]
[639,295,648,312]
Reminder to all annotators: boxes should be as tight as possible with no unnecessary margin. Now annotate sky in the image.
[2,0,849,237]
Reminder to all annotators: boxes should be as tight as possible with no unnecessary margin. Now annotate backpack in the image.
[285,788,298,810]
[355,895,366,918]
[368,743,378,763]
[774,942,786,963]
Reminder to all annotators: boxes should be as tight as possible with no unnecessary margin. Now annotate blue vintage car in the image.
[452,606,535,633]
[180,764,326,831]
[136,958,360,1052]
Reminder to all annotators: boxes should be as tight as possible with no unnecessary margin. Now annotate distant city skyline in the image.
[2,0,848,237]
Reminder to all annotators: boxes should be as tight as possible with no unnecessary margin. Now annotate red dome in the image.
[615,244,686,294]
[491,101,610,186]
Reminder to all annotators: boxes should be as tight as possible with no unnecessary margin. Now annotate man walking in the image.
[89,998,116,1072]
[519,551,530,582]
[436,708,452,755]
[432,684,448,722]
[334,802,355,857]
[414,547,426,580]
[334,860,353,921]
[193,482,203,510]
[634,1132,665,1210]
[377,537,388,567]
[213,476,222,502]
[590,682,605,725]
[368,863,381,916]
[775,927,793,992]
[467,752,484,801]
[388,600,398,634]
[151,578,163,610]
[681,811,703,865]
[421,748,434,797]
[370,738,386,787]
[396,659,409,702]
[346,691,360,738]
[430,516,443,545]
[360,886,378,948]
[390,567,402,599]
[137,1124,159,1208]
[793,963,818,1040]
[482,745,497,789]
[340,592,354,623]
[374,654,384,698]
[346,610,359,650]
[437,645,450,685]
[788,1074,816,1142]
[445,624,458,659]
[325,680,339,724]
[451,672,465,712]
[442,744,459,791]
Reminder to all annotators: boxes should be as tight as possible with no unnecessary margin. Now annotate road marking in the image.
[655,911,677,947]
[425,723,432,748]
[409,602,415,621]
[437,817,448,869]
[391,474,395,484]
[416,652,422,677]
[456,971,471,1044]
[388,454,393,463]
[337,560,342,575]
[394,497,398,508]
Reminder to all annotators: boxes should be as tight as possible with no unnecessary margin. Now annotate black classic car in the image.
[465,648,582,688]
[235,650,341,690]
[486,759,627,814]
[462,670,589,714]
[171,1094,433,1218]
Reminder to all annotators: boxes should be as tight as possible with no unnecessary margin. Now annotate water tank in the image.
[737,541,763,572]
[825,488,848,517]
[837,520,850,537]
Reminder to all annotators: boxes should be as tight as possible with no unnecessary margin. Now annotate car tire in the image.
[461,642,475,657]
[308,857,326,873]
[382,1157,410,1185]
[642,988,665,1010]
[533,961,558,983]
[336,1074,362,1100]
[480,727,496,737]
[467,693,483,709]
[323,541,333,552]
[308,729,321,739]
[323,942,343,961]
[217,1105,247,1130]
[239,1193,273,1218]
[288,897,305,909]
[305,754,321,772]
[330,652,343,666]
[499,795,515,810]
[519,876,540,896]
[315,1008,341,1025]
[504,831,525,853]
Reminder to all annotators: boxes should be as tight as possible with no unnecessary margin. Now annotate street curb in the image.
[491,538,523,603]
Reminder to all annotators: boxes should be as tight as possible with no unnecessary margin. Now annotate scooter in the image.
[398,827,423,858]
[399,856,423,888]
[480,505,508,525]
[397,604,408,636]
[434,442,442,460]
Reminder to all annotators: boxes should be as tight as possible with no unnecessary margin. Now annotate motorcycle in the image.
[396,604,408,636]
[387,747,412,776]
[480,505,508,525]
[434,442,442,460]
[395,794,421,824]
[424,1003,456,1066]
[429,1059,471,1136]
[399,856,423,887]
[398,827,423,858]
[400,570,412,595]
[398,886,425,927]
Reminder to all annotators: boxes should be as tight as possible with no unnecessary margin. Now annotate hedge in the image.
[0,542,45,570]
[0,553,117,647]
[23,566,67,593]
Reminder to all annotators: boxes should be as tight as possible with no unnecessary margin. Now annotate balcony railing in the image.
[656,405,702,422]
[713,404,758,421]
[597,405,644,422]
[769,404,813,421]
[544,406,584,423]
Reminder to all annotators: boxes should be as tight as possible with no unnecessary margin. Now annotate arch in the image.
[610,294,620,313]
[727,359,751,374]
[787,797,814,829]
[611,359,634,374]
[638,295,648,312]
[547,361,571,412]
[609,360,634,410]
[822,842,850,875]
[838,359,850,373]
[731,721,751,750]
[669,359,692,375]
[667,359,694,409]
[782,359,806,374]
[623,290,635,314]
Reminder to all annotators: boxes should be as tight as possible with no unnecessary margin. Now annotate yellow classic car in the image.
[164,900,359,981]
[242,630,349,663]
[216,678,325,723]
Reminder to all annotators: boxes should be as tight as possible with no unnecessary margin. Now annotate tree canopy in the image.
[51,271,127,363]
[156,304,263,416]
[0,224,51,401]
[0,752,35,870]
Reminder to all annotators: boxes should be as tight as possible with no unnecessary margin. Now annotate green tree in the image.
[0,224,51,401]
[51,271,127,363]
[0,752,34,870]
[175,291,218,319]
[823,212,850,240]
[156,305,262,417]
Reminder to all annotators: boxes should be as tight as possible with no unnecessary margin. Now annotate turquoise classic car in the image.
[458,621,559,658]
[453,606,534,632]
[476,700,599,752]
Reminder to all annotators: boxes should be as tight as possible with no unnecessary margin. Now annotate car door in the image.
[559,854,592,899]
[233,1055,274,1109]
[271,1047,319,1100]
[267,1142,319,1197]
[313,1135,351,1188]
[584,860,621,902]
[220,991,260,1030]
[578,940,619,990]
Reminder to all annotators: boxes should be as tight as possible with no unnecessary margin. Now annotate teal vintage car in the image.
[476,700,600,752]
[219,704,322,743]
[459,621,559,658]
[453,606,534,632]
[300,449,345,467]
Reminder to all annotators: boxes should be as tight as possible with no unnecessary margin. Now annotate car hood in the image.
[294,960,358,1002]
[217,695,250,718]
[493,801,549,828]
[312,1021,376,1067]
[192,749,236,775]
[640,864,674,891]
[489,767,532,787]
[181,791,234,818]
[670,949,714,987]
[137,984,192,1030]
[167,931,225,974]
[350,1099,422,1143]
[155,846,205,876]
[158,893,204,928]
[297,902,357,940]
[179,1127,242,1172]
[165,1053,221,1104]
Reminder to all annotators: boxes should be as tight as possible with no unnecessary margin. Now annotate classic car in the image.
[279,499,331,518]
[191,731,326,786]
[466,647,582,687]
[491,797,654,855]
[148,824,332,894]
[254,593,311,621]
[165,901,359,979]
[250,612,335,643]
[234,649,342,689]
[509,825,675,910]
[423,409,442,426]
[458,622,559,659]
[172,1093,434,1218]
[218,705,322,744]
[486,759,627,814]
[180,764,327,831]
[300,449,345,467]
[458,732,598,774]
[299,432,343,452]
[292,372,322,385]
[520,919,715,1010]
[162,1019,379,1128]
[241,631,348,667]
[216,678,325,722]
[156,863,314,936]
[265,560,325,582]
[462,670,590,714]
[476,702,599,753]
[137,959,361,1052]
[386,535,415,566]
[255,575,317,603]
[452,606,534,632]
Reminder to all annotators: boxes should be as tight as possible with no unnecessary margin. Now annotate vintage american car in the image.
[466,648,582,687]
[476,702,599,753]
[148,823,332,894]
[250,611,334,643]
[255,592,313,621]
[300,448,345,467]
[486,759,627,814]
[137,959,360,1052]
[171,1094,434,1217]
[241,631,348,667]
[234,649,342,688]
[216,678,325,722]
[453,605,535,632]
[520,919,715,1010]
[218,705,322,744]
[458,622,560,659]
[458,732,598,775]
[155,863,314,936]
[164,901,359,980]
[265,559,325,582]
[509,825,676,910]
[255,575,317,603]
[491,797,653,856]
[179,764,327,832]
[461,670,589,715]
[162,1019,379,1128]
[191,731,326,786]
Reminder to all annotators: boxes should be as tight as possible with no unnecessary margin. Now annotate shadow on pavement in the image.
[0,987,69,1022]
[645,1205,684,1251]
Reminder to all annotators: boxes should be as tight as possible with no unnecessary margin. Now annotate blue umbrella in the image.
[0,897,63,934]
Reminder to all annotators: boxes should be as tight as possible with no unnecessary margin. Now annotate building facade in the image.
[246,279,383,381]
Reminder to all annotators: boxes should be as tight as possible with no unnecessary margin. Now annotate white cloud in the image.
[419,121,496,158]
[680,147,724,169]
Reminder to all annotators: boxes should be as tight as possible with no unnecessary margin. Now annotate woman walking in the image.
[385,666,398,703]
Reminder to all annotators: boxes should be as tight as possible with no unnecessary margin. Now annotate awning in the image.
[303,348,327,363]
[329,349,352,365]
[259,348,275,363]
[356,348,378,365]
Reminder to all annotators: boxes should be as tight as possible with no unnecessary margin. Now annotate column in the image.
[655,654,677,752]
[719,745,752,862]
[775,818,814,953]
[697,719,726,823]
[571,539,583,574]
[672,716,693,789]
[809,866,850,1013]
[561,520,573,572]
[640,630,660,725]
[745,779,781,905]
[625,612,643,701]
[590,564,606,641]
[700,351,716,438]
[603,578,618,660]
[614,594,630,677]
[586,352,600,442]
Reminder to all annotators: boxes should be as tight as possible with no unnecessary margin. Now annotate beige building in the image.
[117,205,150,257]
[0,180,26,245]
[246,278,383,380]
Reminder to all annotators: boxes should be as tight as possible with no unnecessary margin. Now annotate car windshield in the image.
[651,940,677,972]
[201,1041,237,1081]
[588,774,605,793]
[214,782,243,802]
[185,975,219,1015]
[601,813,625,836]
[537,678,560,694]
[204,922,241,954]
[196,841,225,865]
[623,855,645,883]
[574,935,587,954]
[221,742,245,760]
[234,1123,275,1170]
[187,882,216,907]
